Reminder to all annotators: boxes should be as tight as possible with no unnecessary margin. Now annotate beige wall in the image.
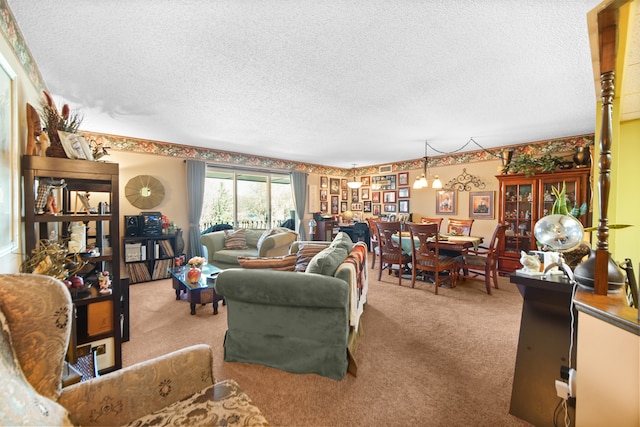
[409,159,503,241]
[0,31,44,273]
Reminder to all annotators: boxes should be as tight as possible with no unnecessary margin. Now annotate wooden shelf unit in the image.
[22,155,123,374]
[123,234,177,283]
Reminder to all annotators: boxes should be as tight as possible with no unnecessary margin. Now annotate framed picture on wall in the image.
[320,201,328,212]
[340,201,348,212]
[372,191,381,203]
[341,189,348,200]
[398,200,410,213]
[320,189,327,201]
[320,176,328,188]
[361,188,370,200]
[383,191,396,203]
[351,203,363,211]
[363,201,372,212]
[373,204,381,215]
[436,190,456,215]
[330,178,340,194]
[351,189,359,202]
[398,172,409,186]
[331,195,339,214]
[469,191,494,219]
[398,187,410,198]
[341,179,348,189]
[384,204,397,213]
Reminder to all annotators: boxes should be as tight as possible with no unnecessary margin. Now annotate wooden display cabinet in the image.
[314,219,338,241]
[22,156,123,374]
[497,169,590,273]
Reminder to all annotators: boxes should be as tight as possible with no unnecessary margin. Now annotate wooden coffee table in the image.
[169,264,225,315]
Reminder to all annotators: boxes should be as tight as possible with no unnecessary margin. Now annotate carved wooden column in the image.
[594,71,614,295]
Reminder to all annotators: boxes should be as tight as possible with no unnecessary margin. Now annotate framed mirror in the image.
[125,175,164,209]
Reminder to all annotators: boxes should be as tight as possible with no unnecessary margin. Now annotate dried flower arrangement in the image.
[20,239,87,280]
[40,90,84,158]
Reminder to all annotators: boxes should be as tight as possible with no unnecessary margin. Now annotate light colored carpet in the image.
[123,265,526,426]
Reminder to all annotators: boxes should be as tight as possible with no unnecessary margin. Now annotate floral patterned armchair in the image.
[0,273,268,426]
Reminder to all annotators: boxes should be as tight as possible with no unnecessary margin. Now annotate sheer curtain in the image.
[290,171,308,240]
[186,160,206,258]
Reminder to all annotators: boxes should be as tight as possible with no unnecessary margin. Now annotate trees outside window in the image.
[201,168,294,230]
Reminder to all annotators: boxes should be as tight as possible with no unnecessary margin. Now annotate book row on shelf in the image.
[125,258,175,283]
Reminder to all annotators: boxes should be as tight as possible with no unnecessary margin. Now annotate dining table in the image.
[391,232,483,255]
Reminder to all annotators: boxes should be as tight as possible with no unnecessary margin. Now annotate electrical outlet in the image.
[555,380,570,399]
[94,344,106,355]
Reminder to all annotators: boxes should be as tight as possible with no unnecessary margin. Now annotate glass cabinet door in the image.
[540,178,579,220]
[503,182,534,256]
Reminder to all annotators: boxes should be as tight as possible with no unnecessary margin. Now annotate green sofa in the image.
[214,233,368,380]
[200,227,298,269]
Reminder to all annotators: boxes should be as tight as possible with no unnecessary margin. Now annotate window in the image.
[201,167,294,230]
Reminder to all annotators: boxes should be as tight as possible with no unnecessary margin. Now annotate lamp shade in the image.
[347,180,362,189]
[413,175,427,189]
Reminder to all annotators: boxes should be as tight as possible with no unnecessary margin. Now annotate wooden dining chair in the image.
[366,217,381,268]
[377,221,411,286]
[446,218,475,236]
[455,223,507,294]
[420,217,443,232]
[406,222,458,294]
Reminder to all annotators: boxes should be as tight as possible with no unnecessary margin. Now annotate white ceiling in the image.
[8,0,604,168]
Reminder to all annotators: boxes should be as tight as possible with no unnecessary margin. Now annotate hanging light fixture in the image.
[413,141,429,189]
[347,164,362,189]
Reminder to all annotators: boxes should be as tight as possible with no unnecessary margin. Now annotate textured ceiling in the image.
[8,0,604,168]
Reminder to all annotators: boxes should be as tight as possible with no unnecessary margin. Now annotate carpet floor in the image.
[123,265,528,426]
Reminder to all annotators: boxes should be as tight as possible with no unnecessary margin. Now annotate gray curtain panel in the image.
[290,171,308,240]
[186,160,206,258]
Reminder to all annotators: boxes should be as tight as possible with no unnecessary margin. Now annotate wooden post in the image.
[594,5,618,295]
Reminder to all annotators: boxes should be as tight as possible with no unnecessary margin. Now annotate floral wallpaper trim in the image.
[80,131,348,176]
[0,0,47,93]
[82,131,594,176]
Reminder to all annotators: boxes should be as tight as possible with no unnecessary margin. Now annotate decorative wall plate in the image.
[125,175,164,209]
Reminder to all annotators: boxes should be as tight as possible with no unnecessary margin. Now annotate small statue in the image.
[36,131,50,156]
[45,190,59,215]
[26,103,42,156]
[520,251,541,273]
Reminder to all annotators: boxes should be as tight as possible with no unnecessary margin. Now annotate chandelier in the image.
[346,164,362,189]
[413,141,442,189]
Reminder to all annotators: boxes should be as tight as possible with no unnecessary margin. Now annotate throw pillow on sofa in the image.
[237,254,297,271]
[306,245,349,277]
[294,244,327,272]
[256,227,294,251]
[330,231,355,252]
[224,229,248,249]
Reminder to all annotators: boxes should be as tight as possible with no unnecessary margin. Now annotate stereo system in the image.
[124,212,163,237]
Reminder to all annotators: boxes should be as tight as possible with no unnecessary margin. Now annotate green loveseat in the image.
[214,233,368,380]
[200,227,298,269]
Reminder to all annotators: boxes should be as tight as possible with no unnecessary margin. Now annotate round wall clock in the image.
[125,175,165,209]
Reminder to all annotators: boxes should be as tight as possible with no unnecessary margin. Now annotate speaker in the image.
[124,215,141,237]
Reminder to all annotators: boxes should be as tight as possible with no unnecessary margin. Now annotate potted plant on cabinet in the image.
[505,152,562,177]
